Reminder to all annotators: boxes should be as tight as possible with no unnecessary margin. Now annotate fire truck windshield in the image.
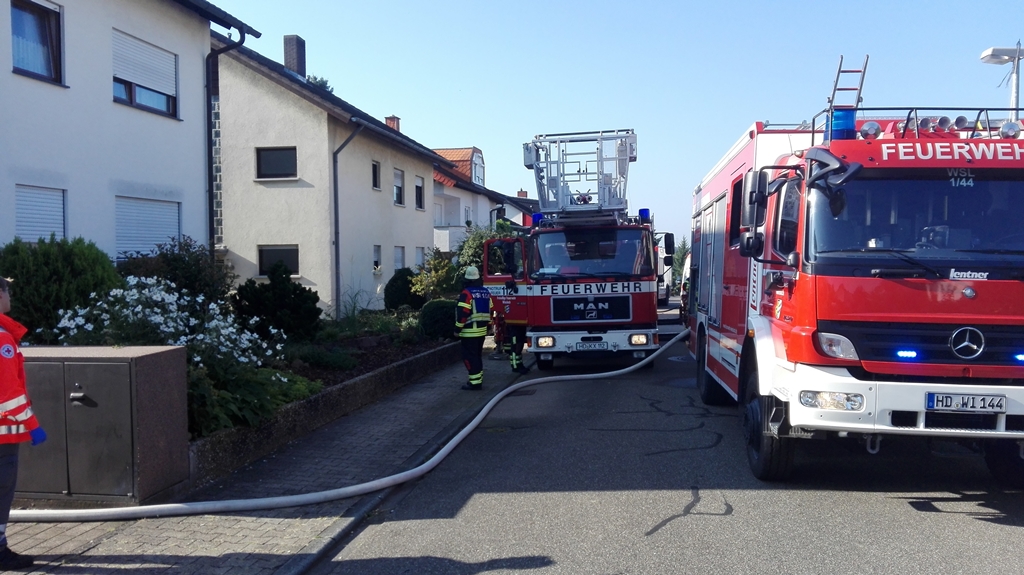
[807,169,1024,263]
[533,228,654,278]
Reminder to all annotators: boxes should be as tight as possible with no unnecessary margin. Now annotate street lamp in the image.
[981,41,1022,122]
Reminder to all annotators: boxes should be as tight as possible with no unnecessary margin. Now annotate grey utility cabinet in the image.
[15,346,188,506]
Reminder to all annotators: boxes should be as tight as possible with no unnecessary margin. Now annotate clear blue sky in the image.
[209,0,1024,243]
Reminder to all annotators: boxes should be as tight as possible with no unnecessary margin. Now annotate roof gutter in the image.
[206,28,250,256]
[331,124,365,320]
[350,117,453,167]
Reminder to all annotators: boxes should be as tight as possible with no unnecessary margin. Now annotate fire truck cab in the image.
[689,104,1024,483]
[483,130,673,370]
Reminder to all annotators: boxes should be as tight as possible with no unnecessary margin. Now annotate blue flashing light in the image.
[896,350,918,359]
[638,208,651,224]
[828,108,858,141]
[531,212,543,226]
[1016,354,1024,362]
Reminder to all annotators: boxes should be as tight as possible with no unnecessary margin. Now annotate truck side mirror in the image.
[785,251,801,268]
[740,170,768,228]
[663,233,675,255]
[663,255,673,267]
[738,231,764,258]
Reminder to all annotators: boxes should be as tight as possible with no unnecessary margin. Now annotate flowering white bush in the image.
[48,276,284,369]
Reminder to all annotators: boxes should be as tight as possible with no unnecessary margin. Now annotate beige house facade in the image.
[214,33,448,313]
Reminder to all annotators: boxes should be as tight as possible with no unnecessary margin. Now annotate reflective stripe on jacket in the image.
[456,286,493,338]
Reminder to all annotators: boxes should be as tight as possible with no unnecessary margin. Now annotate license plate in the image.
[926,392,1006,413]
[576,342,608,351]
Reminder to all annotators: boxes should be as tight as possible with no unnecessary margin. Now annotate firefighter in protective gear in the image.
[506,323,529,374]
[454,266,492,390]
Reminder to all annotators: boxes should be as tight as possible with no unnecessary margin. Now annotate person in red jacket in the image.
[0,277,45,570]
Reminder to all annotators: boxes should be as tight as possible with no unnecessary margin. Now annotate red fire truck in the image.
[483,130,674,370]
[688,61,1024,483]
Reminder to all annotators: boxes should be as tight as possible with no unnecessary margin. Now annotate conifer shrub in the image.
[0,235,123,343]
[232,262,323,342]
[384,267,426,311]
[419,298,458,340]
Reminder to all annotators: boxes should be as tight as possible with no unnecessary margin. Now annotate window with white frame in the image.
[415,247,426,268]
[472,152,485,186]
[415,176,425,210]
[258,246,299,276]
[464,206,472,226]
[393,246,405,270]
[393,169,404,205]
[15,184,64,242]
[112,29,178,117]
[11,0,62,84]
[373,245,381,270]
[371,161,380,189]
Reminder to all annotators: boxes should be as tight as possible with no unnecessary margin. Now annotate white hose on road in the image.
[12,329,691,523]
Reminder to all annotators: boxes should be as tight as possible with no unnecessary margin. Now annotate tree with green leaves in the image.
[672,236,691,293]
[306,74,333,93]
[411,248,458,301]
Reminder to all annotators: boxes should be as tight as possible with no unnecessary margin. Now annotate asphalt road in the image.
[310,315,1024,574]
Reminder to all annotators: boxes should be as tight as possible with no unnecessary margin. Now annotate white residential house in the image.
[213,33,451,314]
[432,148,534,252]
[1,0,256,256]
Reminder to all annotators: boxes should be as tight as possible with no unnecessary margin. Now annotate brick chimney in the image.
[284,35,306,78]
[517,189,528,198]
[386,116,401,132]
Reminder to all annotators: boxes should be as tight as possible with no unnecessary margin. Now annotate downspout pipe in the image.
[332,124,365,320]
[205,28,249,257]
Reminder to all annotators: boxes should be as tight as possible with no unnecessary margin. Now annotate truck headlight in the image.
[536,336,555,348]
[629,333,649,346]
[799,391,864,411]
[816,332,859,360]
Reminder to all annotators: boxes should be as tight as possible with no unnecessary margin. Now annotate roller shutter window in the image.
[115,196,180,259]
[15,185,65,242]
[112,29,177,116]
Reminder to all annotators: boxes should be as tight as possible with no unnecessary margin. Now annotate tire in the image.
[984,439,1024,488]
[696,332,732,406]
[536,358,554,371]
[741,369,794,481]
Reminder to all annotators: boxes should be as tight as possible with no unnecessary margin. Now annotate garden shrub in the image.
[384,267,426,311]
[0,235,123,343]
[284,342,358,371]
[419,298,457,340]
[411,248,458,301]
[232,262,323,342]
[117,235,235,308]
[46,276,307,438]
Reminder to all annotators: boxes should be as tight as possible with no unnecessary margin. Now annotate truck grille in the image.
[551,295,631,323]
[890,411,1024,432]
[818,320,1024,367]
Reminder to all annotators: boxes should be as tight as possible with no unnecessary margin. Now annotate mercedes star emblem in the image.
[949,327,985,360]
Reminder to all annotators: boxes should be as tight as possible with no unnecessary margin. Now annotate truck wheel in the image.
[696,333,732,406]
[741,369,794,481]
[983,439,1024,488]
[536,358,554,371]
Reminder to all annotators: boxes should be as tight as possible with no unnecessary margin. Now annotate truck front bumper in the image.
[775,363,1024,438]
[529,329,659,357]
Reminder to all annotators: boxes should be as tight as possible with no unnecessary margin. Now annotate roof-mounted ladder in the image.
[828,55,869,109]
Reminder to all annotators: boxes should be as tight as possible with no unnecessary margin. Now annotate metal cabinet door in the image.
[65,363,133,496]
[16,362,69,495]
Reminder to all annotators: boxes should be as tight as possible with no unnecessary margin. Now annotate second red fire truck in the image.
[689,60,1024,483]
[484,130,674,370]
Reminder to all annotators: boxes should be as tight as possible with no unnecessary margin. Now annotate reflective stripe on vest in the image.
[0,425,27,436]
[0,395,27,413]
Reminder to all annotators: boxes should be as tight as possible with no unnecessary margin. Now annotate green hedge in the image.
[419,298,458,340]
[0,236,123,343]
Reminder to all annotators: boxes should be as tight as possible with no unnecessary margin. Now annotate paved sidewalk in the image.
[8,340,524,574]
